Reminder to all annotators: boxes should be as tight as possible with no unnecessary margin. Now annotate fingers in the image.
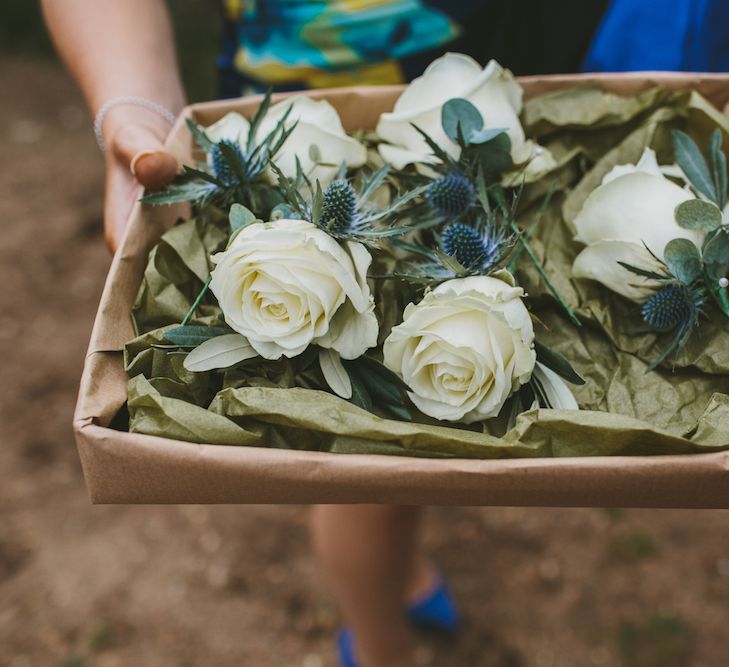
[110,122,178,191]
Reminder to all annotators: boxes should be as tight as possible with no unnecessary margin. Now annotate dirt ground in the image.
[1,56,729,667]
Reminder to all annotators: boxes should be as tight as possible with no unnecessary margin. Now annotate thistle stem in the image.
[510,223,582,327]
[181,276,212,326]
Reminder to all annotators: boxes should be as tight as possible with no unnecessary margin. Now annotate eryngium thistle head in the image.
[322,180,358,231]
[441,223,486,268]
[641,284,695,330]
[209,140,244,185]
[427,173,476,218]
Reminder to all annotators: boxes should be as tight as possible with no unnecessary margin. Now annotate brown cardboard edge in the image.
[74,73,729,506]
[74,420,729,507]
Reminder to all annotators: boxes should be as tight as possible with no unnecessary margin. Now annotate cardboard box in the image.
[74,73,729,507]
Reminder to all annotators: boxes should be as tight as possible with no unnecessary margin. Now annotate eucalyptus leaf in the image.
[229,203,257,231]
[184,333,258,372]
[441,98,483,144]
[674,199,722,231]
[671,130,718,204]
[664,238,703,285]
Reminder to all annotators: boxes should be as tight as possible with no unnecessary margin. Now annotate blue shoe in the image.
[336,628,359,667]
[407,576,460,633]
[335,578,460,666]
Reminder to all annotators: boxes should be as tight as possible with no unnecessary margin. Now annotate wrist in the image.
[97,98,180,151]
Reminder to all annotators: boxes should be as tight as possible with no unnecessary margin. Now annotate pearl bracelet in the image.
[93,96,177,151]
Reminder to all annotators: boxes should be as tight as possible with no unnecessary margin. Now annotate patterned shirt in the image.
[218,0,481,95]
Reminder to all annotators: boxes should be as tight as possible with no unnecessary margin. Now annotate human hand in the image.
[102,106,179,253]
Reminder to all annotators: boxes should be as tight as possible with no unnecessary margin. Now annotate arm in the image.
[42,0,187,251]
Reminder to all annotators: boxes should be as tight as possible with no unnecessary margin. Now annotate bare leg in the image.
[311,505,427,667]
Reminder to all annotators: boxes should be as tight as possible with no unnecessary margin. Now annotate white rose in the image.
[383,275,536,423]
[572,148,704,302]
[210,219,378,360]
[376,53,550,174]
[258,96,367,188]
[205,111,250,144]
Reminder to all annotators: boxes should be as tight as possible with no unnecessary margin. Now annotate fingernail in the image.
[130,150,164,177]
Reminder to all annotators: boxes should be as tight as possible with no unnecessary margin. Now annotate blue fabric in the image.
[406,576,460,633]
[583,0,729,72]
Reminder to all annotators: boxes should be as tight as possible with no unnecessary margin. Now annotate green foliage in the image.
[674,199,722,231]
[619,614,693,667]
[535,341,585,385]
[672,129,728,208]
[163,325,230,348]
[663,239,702,285]
[608,530,657,562]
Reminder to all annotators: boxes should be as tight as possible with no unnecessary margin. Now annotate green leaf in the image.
[219,140,247,184]
[163,325,230,348]
[468,127,508,146]
[534,340,585,385]
[663,238,703,285]
[441,98,483,144]
[229,203,257,231]
[703,228,729,281]
[474,133,513,180]
[674,199,722,231]
[186,117,213,151]
[348,372,374,412]
[308,143,322,164]
[312,180,324,227]
[140,182,215,205]
[671,129,718,204]
[617,262,669,281]
[318,348,352,399]
[183,334,258,372]
[709,128,728,209]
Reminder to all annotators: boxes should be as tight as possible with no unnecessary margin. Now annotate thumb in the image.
[110,123,178,191]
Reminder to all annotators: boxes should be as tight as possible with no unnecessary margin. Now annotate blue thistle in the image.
[641,284,695,330]
[209,140,244,185]
[441,224,486,268]
[322,180,358,231]
[427,173,476,218]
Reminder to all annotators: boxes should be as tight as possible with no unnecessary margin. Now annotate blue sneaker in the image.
[336,628,358,667]
[407,576,460,633]
[335,578,460,666]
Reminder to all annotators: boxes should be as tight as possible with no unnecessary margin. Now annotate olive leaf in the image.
[664,238,703,285]
[184,333,258,372]
[674,199,722,231]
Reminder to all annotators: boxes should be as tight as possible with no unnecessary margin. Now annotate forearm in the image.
[42,0,186,117]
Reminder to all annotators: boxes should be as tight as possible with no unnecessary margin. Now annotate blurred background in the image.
[1,2,728,666]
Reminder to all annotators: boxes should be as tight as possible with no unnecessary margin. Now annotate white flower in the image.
[210,219,378,360]
[383,275,536,423]
[205,111,250,144]
[258,96,367,188]
[375,53,550,174]
[572,148,705,302]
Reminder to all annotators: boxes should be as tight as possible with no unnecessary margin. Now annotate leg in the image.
[311,505,425,667]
